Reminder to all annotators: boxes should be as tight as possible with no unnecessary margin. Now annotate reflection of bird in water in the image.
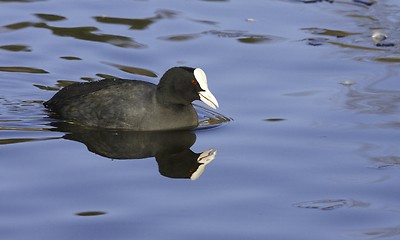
[156,148,217,180]
[54,122,217,180]
[44,67,219,131]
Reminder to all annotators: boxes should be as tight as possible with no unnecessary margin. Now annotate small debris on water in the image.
[371,31,387,43]
[340,80,355,86]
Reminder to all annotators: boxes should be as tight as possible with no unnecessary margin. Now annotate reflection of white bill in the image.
[191,148,217,180]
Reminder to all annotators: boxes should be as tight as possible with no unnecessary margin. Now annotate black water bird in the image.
[44,66,219,131]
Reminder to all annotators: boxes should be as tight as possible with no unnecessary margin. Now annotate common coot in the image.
[44,66,219,131]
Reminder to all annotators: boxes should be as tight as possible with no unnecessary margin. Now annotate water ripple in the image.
[294,199,370,210]
[160,30,283,44]
[0,66,48,74]
[1,20,145,48]
[93,9,178,30]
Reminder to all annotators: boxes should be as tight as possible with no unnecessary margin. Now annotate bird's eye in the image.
[191,79,197,85]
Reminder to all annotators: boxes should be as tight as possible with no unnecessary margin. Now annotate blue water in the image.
[1,0,400,239]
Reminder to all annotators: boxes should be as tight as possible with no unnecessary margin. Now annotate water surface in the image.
[1,0,400,239]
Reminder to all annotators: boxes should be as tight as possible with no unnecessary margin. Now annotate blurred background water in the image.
[1,0,400,239]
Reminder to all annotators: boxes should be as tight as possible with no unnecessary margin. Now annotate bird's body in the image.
[44,67,218,131]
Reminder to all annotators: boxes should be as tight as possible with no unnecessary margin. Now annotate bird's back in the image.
[44,79,158,128]
[44,78,139,110]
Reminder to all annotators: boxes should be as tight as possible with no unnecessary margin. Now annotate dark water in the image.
[2,0,400,239]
